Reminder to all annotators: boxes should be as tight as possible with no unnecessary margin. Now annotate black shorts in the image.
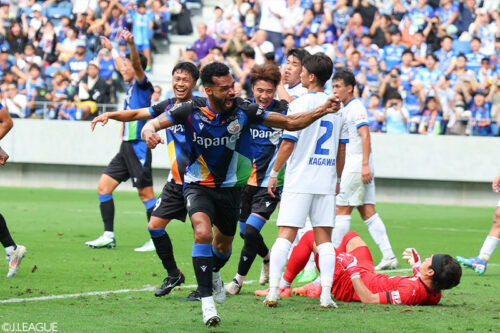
[184,183,242,237]
[151,181,187,222]
[240,185,281,221]
[104,141,153,188]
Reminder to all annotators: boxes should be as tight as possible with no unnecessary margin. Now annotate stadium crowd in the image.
[0,0,500,136]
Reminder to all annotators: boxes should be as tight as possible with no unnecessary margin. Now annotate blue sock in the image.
[98,194,113,203]
[246,214,266,231]
[192,243,212,257]
[143,198,157,210]
[239,221,246,238]
[148,228,166,238]
[212,245,232,272]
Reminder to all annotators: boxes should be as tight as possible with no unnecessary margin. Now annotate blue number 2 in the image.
[314,120,333,155]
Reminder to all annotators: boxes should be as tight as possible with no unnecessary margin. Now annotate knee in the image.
[193,223,213,244]
[138,187,154,201]
[148,218,169,230]
[212,241,231,255]
[244,225,259,243]
[493,211,500,226]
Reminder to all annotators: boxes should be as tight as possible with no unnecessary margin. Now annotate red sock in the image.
[283,230,315,283]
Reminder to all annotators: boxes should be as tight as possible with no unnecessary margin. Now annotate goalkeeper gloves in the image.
[402,248,421,267]
[337,253,361,280]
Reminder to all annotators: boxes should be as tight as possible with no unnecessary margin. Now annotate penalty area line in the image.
[0,280,256,304]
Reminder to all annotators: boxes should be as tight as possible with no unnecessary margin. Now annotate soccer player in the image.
[224,64,289,295]
[85,30,156,250]
[456,172,500,274]
[0,102,27,278]
[141,62,340,326]
[266,230,462,305]
[91,62,201,297]
[276,48,310,103]
[332,69,399,270]
[263,53,349,309]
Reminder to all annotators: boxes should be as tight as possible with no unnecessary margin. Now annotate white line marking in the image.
[390,225,486,233]
[0,280,256,304]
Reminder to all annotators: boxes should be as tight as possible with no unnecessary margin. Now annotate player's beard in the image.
[213,94,234,112]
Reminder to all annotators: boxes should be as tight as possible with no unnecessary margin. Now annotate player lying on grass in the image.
[457,171,500,274]
[91,62,202,298]
[0,101,27,278]
[255,230,461,305]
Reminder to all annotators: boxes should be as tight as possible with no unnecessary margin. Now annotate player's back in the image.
[282,92,348,195]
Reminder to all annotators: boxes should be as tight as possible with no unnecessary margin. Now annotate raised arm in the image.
[262,96,340,131]
[141,112,175,149]
[121,29,145,83]
[91,108,152,131]
[100,36,125,73]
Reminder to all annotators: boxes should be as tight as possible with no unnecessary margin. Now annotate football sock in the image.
[103,231,114,238]
[478,235,500,262]
[332,215,351,247]
[317,242,335,298]
[234,273,245,285]
[239,221,246,238]
[238,221,266,276]
[304,254,316,271]
[149,228,179,277]
[283,230,314,283]
[99,194,114,232]
[192,243,213,298]
[269,238,292,288]
[212,245,232,272]
[0,213,15,249]
[143,198,157,222]
[279,277,291,289]
[364,213,395,259]
[5,245,16,256]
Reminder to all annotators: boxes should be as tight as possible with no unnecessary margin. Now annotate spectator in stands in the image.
[257,0,285,51]
[0,44,12,81]
[7,21,28,56]
[57,98,80,121]
[357,33,379,69]
[353,0,378,28]
[49,70,71,104]
[76,60,110,120]
[419,96,444,135]
[97,48,115,80]
[19,64,44,117]
[207,6,233,46]
[2,84,27,119]
[58,26,80,62]
[275,33,296,66]
[476,57,496,90]
[383,92,409,134]
[333,0,354,34]
[435,35,456,74]
[370,13,392,48]
[467,89,494,136]
[66,40,92,83]
[343,12,369,47]
[227,46,256,97]
[37,21,59,64]
[466,37,487,72]
[457,0,476,34]
[281,0,303,35]
[404,82,423,133]
[151,85,162,105]
[304,33,324,55]
[491,81,500,136]
[132,2,154,72]
[365,93,384,132]
[176,46,200,68]
[415,54,444,93]
[0,1,11,37]
[250,29,274,65]
[55,16,71,43]
[403,0,434,35]
[24,4,47,32]
[106,0,127,46]
[468,8,497,56]
[435,0,459,36]
[410,30,428,66]
[193,23,216,61]
[380,67,402,106]
[399,50,418,92]
[14,44,43,75]
[380,30,405,72]
[222,26,249,66]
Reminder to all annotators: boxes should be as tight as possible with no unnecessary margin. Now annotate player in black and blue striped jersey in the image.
[91,62,202,297]
[224,64,289,295]
[86,30,157,250]
[141,62,341,327]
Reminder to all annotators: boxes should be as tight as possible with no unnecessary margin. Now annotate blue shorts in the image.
[136,43,150,52]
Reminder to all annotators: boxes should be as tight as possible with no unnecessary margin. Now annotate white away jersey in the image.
[282,92,349,195]
[343,98,374,173]
[285,81,308,99]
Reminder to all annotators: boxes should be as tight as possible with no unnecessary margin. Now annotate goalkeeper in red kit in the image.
[255,231,462,305]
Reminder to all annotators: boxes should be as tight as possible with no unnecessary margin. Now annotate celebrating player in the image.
[332,69,399,270]
[277,48,310,102]
[141,62,341,327]
[85,30,156,250]
[224,64,289,295]
[457,172,500,274]
[266,229,461,305]
[91,62,201,297]
[0,102,27,278]
[262,53,349,309]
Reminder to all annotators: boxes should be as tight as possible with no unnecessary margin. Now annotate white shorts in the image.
[277,192,335,228]
[497,198,500,207]
[336,172,376,207]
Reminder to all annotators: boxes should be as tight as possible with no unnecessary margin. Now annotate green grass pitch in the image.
[0,187,499,332]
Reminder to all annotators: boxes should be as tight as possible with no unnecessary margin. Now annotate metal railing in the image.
[28,101,121,120]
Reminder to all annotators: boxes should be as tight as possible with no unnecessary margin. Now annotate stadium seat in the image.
[47,7,72,20]
[452,40,471,55]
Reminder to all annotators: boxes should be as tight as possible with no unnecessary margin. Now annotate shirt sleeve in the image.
[354,106,369,129]
[339,114,350,143]
[243,102,269,124]
[135,76,153,91]
[167,101,193,125]
[377,281,418,305]
[148,99,172,118]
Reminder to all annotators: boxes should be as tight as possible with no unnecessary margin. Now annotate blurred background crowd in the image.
[1,0,499,136]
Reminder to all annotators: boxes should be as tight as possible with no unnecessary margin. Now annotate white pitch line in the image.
[0,280,256,304]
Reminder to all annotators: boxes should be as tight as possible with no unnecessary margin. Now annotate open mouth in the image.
[175,87,187,95]
[224,98,234,109]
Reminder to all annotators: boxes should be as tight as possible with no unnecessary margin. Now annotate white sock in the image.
[269,238,292,289]
[201,296,215,308]
[478,235,500,262]
[263,252,270,261]
[365,214,395,259]
[332,215,352,246]
[103,231,114,238]
[5,245,16,256]
[304,253,316,271]
[312,276,321,285]
[317,242,335,298]
[279,277,291,289]
[234,273,245,285]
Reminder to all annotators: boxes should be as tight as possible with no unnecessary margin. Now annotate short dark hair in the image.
[264,52,275,61]
[457,52,467,60]
[431,255,462,293]
[211,46,223,53]
[126,53,148,70]
[250,64,281,88]
[441,35,453,42]
[241,46,255,59]
[284,33,295,40]
[332,69,356,89]
[302,53,333,86]
[388,92,402,101]
[172,62,199,81]
[201,62,230,86]
[471,36,481,43]
[286,48,310,65]
[426,53,438,62]
[402,49,414,57]
[29,64,40,72]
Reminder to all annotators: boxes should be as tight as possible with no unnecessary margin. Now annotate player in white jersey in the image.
[332,69,398,270]
[456,171,500,275]
[277,48,310,103]
[264,54,348,309]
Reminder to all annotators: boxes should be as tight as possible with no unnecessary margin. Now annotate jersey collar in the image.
[288,81,301,89]
[344,97,356,107]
